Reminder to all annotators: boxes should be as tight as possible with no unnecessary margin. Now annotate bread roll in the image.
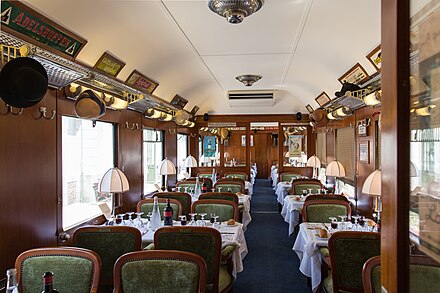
[227,219,236,225]
[317,228,329,238]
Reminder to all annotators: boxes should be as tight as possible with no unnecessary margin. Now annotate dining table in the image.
[275,181,292,204]
[141,221,248,277]
[280,195,305,236]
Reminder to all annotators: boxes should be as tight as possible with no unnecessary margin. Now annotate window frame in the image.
[142,128,165,195]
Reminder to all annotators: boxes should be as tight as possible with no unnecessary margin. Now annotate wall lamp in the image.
[363,90,382,106]
[67,83,131,110]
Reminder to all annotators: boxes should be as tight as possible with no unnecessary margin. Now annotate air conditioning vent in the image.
[227,90,275,107]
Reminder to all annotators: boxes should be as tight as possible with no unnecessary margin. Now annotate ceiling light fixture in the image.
[236,74,262,86]
[208,0,264,24]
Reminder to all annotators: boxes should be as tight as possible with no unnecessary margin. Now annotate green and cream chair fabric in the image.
[291,178,324,195]
[192,199,239,222]
[362,255,440,293]
[176,180,197,192]
[305,194,349,203]
[73,226,142,292]
[154,226,234,293]
[16,247,101,293]
[323,231,380,293]
[213,181,245,194]
[137,198,182,221]
[156,192,192,216]
[302,199,351,223]
[198,172,213,179]
[279,172,302,182]
[224,171,248,181]
[199,192,239,205]
[113,250,207,293]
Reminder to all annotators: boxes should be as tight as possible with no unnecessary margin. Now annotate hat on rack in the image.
[0,57,48,108]
[335,82,361,97]
[74,89,106,119]
[310,108,329,128]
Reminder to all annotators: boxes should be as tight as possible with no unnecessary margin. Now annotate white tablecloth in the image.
[275,182,292,204]
[280,196,304,235]
[292,223,329,293]
[142,223,248,277]
[271,168,278,187]
[238,194,252,228]
[245,181,253,197]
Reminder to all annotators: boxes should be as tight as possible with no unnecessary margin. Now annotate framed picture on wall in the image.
[315,92,331,107]
[359,141,370,163]
[94,51,126,77]
[366,45,382,72]
[338,63,370,85]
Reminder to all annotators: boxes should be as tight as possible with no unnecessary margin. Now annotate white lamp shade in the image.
[362,169,381,196]
[98,167,129,193]
[410,161,419,177]
[224,152,230,158]
[301,152,308,163]
[325,160,346,177]
[285,152,290,158]
[158,158,176,175]
[184,155,197,168]
[307,155,321,168]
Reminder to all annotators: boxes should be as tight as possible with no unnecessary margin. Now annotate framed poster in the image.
[366,45,382,72]
[241,135,246,146]
[125,70,159,94]
[288,135,302,156]
[203,136,216,158]
[315,92,331,107]
[94,51,125,77]
[170,95,188,109]
[305,104,314,114]
[359,141,369,163]
[338,63,370,85]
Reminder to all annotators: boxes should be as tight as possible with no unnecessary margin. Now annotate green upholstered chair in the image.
[303,199,351,223]
[217,177,246,186]
[15,247,101,293]
[198,172,214,179]
[156,192,192,216]
[362,255,440,293]
[214,181,245,194]
[224,171,248,181]
[279,172,302,182]
[154,226,234,293]
[200,177,213,192]
[199,192,239,205]
[291,178,323,195]
[113,250,207,293]
[137,198,182,221]
[73,226,142,292]
[323,231,380,293]
[305,194,349,203]
[176,180,197,192]
[192,199,239,222]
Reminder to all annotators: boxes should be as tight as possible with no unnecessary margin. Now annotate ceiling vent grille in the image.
[227,90,275,107]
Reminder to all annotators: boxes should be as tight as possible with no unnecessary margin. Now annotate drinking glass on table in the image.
[351,215,360,230]
[217,187,223,192]
[308,188,313,195]
[177,187,182,192]
[126,212,135,226]
[338,215,348,230]
[115,214,125,225]
[358,216,366,230]
[189,213,197,226]
[198,213,207,226]
[329,217,338,231]
[212,215,220,229]
[302,190,308,197]
[134,212,144,229]
[184,187,188,193]
[146,212,153,230]
[179,215,187,226]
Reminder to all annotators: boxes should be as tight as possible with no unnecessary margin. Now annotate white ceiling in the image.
[22,0,381,115]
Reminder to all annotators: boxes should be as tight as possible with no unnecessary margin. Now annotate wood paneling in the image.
[0,91,58,275]
[253,133,268,178]
[195,114,310,123]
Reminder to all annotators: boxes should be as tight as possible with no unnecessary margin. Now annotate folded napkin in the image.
[304,228,329,256]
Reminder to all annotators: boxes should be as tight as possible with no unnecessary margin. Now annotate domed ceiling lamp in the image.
[236,74,262,86]
[208,0,264,24]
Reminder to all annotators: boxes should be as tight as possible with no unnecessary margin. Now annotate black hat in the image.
[0,57,48,108]
[335,82,361,97]
[74,89,105,119]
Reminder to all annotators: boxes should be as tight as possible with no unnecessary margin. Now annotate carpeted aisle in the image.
[233,179,311,292]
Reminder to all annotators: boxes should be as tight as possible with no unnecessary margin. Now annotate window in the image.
[143,129,164,193]
[177,134,188,180]
[62,116,115,230]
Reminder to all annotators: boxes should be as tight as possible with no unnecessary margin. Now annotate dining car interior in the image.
[1,0,440,292]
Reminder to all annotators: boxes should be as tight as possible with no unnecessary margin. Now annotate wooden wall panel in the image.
[0,91,58,275]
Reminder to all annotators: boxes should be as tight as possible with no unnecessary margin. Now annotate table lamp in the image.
[98,167,129,219]
[325,160,345,194]
[224,152,230,164]
[184,155,197,177]
[362,169,381,220]
[307,155,321,179]
[158,158,176,191]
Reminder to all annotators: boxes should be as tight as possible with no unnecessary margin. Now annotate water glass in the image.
[179,215,187,226]
[115,214,125,225]
[189,213,197,226]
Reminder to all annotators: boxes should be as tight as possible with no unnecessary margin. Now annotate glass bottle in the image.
[194,177,201,198]
[150,196,161,231]
[201,179,207,193]
[163,199,173,226]
[211,168,217,185]
[6,268,18,293]
[41,272,59,293]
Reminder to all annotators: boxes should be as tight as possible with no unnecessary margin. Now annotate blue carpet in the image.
[233,179,311,292]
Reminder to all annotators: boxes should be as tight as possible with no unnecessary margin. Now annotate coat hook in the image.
[135,123,142,130]
[4,104,24,116]
[125,121,135,129]
[39,107,56,120]
[168,129,176,134]
[190,133,197,138]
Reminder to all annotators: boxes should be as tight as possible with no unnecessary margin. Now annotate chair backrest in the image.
[156,192,192,216]
[176,180,197,191]
[213,181,245,194]
[303,199,351,222]
[362,255,440,293]
[328,231,381,292]
[154,226,221,293]
[73,226,142,287]
[305,194,349,202]
[217,177,246,186]
[113,250,207,293]
[224,172,248,181]
[192,199,239,222]
[199,192,239,205]
[200,177,213,192]
[279,172,302,182]
[291,178,323,195]
[137,198,182,220]
[198,172,213,179]
[16,247,101,293]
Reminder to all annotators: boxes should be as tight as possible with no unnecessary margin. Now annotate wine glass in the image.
[189,213,197,226]
[184,187,188,193]
[308,188,313,195]
[115,214,125,226]
[126,212,135,226]
[329,217,338,232]
[338,215,347,230]
[217,187,223,192]
[359,216,366,230]
[179,215,187,226]
[146,212,153,230]
[212,215,220,229]
[352,215,360,230]
[189,187,194,196]
[177,187,182,192]
[302,190,308,197]
[134,212,144,228]
[198,213,207,226]
[210,213,216,225]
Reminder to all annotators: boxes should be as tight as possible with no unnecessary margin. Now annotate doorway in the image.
[250,122,278,179]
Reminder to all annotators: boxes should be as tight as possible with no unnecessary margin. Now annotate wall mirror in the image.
[223,127,247,167]
[282,126,308,167]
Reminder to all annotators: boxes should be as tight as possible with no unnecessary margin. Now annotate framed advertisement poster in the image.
[359,141,369,163]
[367,45,382,72]
[288,135,302,156]
[338,63,370,85]
[203,136,216,158]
